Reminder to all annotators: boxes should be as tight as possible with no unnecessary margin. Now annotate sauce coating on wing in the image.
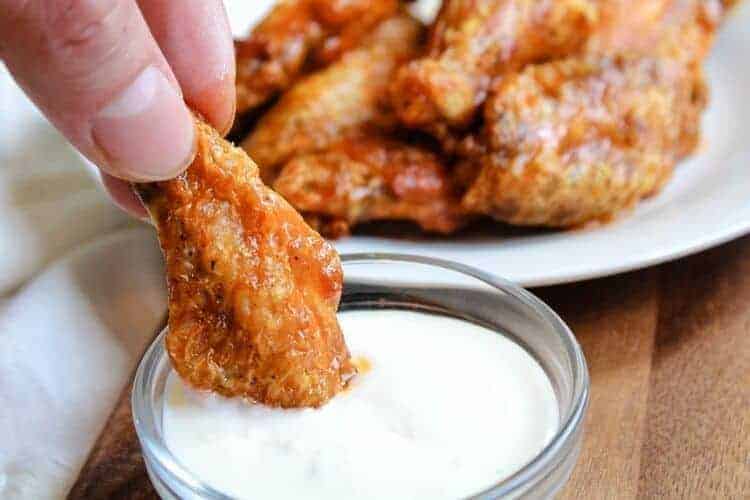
[459,50,706,227]
[273,136,467,236]
[242,13,424,183]
[456,0,723,227]
[136,119,354,408]
[235,0,399,115]
[389,0,598,130]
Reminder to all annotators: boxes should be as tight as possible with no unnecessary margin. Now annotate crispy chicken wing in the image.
[235,0,399,115]
[273,136,466,236]
[389,0,598,130]
[242,13,423,183]
[459,51,707,227]
[457,0,725,227]
[135,118,354,408]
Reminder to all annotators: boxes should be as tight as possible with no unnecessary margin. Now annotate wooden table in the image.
[69,236,750,499]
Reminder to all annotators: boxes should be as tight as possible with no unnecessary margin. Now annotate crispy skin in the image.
[586,0,723,57]
[135,119,354,408]
[273,136,466,236]
[235,0,399,115]
[457,0,725,227]
[585,0,674,54]
[242,14,423,183]
[389,0,598,130]
[459,51,707,227]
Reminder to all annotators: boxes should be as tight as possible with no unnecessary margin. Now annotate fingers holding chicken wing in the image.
[135,118,355,408]
[235,0,400,115]
[273,135,467,236]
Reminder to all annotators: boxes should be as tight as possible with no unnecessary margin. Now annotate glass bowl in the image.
[132,254,589,499]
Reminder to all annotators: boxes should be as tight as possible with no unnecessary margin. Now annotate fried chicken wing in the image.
[273,136,466,236]
[235,0,399,115]
[459,50,707,227]
[242,13,423,183]
[135,118,354,408]
[389,0,598,130]
[457,0,726,227]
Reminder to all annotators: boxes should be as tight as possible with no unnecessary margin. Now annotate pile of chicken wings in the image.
[234,0,736,236]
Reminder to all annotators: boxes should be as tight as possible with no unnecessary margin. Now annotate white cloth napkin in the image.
[0,228,166,499]
[0,67,167,499]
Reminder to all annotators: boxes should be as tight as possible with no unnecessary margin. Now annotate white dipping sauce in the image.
[163,310,559,499]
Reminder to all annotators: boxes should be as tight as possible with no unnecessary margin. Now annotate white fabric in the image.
[0,229,166,499]
[0,68,133,294]
[0,66,166,499]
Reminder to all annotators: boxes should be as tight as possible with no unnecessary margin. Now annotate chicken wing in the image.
[389,0,598,130]
[273,136,467,236]
[235,0,399,115]
[242,13,423,183]
[135,118,355,408]
[457,0,725,227]
[459,51,706,227]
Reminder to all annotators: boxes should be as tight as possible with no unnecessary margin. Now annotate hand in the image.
[0,0,236,217]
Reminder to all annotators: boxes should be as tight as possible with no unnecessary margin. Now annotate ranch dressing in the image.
[163,310,558,499]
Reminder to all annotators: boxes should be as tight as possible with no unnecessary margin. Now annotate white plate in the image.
[230,1,750,286]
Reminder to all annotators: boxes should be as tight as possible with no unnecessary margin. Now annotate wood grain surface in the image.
[69,236,750,500]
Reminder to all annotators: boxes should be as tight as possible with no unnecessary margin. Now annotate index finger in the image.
[137,0,236,135]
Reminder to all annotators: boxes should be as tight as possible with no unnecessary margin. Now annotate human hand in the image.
[0,0,236,217]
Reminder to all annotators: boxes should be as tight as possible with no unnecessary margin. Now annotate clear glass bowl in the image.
[132,254,589,499]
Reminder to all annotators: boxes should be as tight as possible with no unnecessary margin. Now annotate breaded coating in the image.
[235,0,399,115]
[459,51,707,227]
[242,14,423,183]
[135,119,355,408]
[389,0,598,129]
[273,136,466,236]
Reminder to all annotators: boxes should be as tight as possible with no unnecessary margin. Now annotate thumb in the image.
[1,0,195,182]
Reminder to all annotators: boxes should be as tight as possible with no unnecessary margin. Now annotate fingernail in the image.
[100,171,151,220]
[92,66,196,181]
[218,88,236,137]
[187,69,236,137]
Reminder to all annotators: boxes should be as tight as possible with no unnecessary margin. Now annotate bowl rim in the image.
[132,253,589,499]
